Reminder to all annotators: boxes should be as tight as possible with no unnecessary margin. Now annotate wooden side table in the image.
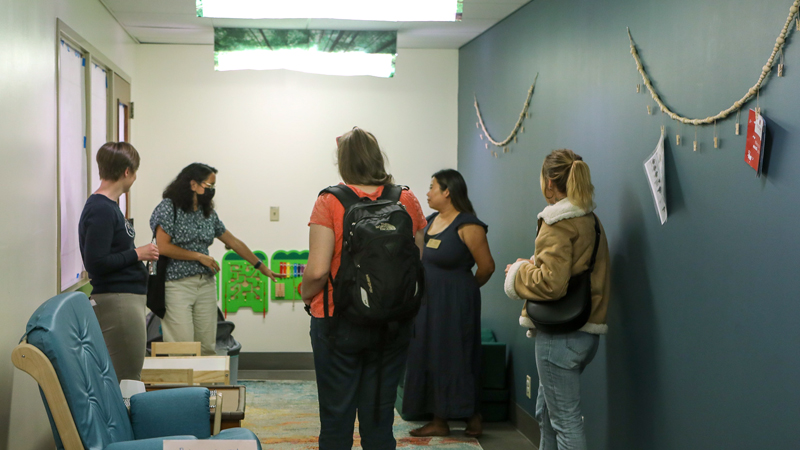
[145,384,247,430]
[142,355,229,384]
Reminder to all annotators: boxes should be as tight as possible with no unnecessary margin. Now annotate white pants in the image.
[163,274,218,356]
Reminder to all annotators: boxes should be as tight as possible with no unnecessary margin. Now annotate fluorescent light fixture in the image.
[214,29,397,78]
[198,0,463,22]
[216,49,396,77]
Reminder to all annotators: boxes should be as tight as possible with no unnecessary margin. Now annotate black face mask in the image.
[197,188,215,204]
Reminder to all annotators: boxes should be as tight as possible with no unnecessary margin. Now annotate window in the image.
[90,62,108,193]
[58,39,87,291]
[57,20,132,293]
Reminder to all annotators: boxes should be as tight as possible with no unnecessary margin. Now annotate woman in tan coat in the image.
[503,149,610,450]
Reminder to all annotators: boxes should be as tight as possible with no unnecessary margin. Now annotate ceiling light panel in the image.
[214,28,398,77]
[198,0,463,22]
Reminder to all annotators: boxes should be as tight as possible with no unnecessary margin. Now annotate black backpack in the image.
[319,184,425,326]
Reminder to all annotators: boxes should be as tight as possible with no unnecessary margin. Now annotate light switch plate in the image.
[526,375,532,398]
[270,206,279,222]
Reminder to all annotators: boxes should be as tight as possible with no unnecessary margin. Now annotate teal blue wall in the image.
[460,1,800,448]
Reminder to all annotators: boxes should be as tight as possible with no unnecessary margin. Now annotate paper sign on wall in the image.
[745,109,766,177]
[644,131,668,225]
[163,441,257,450]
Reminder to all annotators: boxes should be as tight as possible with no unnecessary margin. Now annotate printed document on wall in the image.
[644,131,667,225]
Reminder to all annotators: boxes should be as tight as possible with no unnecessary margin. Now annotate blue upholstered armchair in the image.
[11,292,262,450]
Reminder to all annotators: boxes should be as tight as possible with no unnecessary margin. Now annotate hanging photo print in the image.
[644,131,668,225]
[745,109,766,177]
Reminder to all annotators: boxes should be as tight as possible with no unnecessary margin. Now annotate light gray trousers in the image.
[162,274,218,356]
[91,293,147,382]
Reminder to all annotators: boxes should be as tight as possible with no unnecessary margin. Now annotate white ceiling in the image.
[98,0,531,49]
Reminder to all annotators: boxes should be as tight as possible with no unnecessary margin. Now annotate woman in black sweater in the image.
[79,142,159,382]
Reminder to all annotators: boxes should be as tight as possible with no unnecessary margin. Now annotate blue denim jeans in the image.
[535,330,600,450]
[310,317,412,450]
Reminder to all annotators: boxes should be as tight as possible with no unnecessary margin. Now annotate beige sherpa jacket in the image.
[504,198,610,336]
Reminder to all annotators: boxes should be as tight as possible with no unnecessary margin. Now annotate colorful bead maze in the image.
[270,250,308,301]
[221,250,269,317]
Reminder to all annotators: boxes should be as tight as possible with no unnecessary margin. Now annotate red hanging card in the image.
[744,109,765,177]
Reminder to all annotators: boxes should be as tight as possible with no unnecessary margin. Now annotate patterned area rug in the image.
[240,380,482,450]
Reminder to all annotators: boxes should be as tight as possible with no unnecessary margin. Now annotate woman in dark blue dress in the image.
[403,169,495,438]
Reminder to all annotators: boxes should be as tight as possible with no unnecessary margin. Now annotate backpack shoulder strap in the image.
[320,185,362,210]
[378,184,404,203]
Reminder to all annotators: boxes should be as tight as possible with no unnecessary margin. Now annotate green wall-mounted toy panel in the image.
[271,250,308,300]
[221,250,268,315]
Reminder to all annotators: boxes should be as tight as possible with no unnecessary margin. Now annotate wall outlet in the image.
[526,375,532,398]
[270,206,279,222]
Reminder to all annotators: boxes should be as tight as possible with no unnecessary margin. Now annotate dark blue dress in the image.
[403,212,487,419]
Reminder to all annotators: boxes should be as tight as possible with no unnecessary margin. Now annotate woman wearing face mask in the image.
[150,163,280,355]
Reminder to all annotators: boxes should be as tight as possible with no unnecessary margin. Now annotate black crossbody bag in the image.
[525,213,600,334]
[146,207,176,318]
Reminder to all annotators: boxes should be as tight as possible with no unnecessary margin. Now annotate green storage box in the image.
[481,341,507,390]
[480,388,510,422]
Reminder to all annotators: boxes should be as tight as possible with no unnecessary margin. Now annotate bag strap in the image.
[322,274,332,318]
[149,205,178,274]
[321,184,404,208]
[378,184,403,202]
[319,185,362,210]
[587,213,601,272]
[535,213,601,272]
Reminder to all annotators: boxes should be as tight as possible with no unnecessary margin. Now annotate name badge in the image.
[426,239,441,249]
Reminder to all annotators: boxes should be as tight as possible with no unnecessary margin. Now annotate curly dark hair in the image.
[162,163,218,217]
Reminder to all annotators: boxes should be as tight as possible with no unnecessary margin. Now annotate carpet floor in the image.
[240,380,483,450]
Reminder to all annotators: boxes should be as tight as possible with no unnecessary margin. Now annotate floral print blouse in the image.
[149,199,226,281]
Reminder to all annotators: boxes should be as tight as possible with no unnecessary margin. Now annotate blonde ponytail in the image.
[541,149,595,212]
[566,160,594,211]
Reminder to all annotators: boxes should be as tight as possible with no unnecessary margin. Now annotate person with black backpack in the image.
[302,127,428,450]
